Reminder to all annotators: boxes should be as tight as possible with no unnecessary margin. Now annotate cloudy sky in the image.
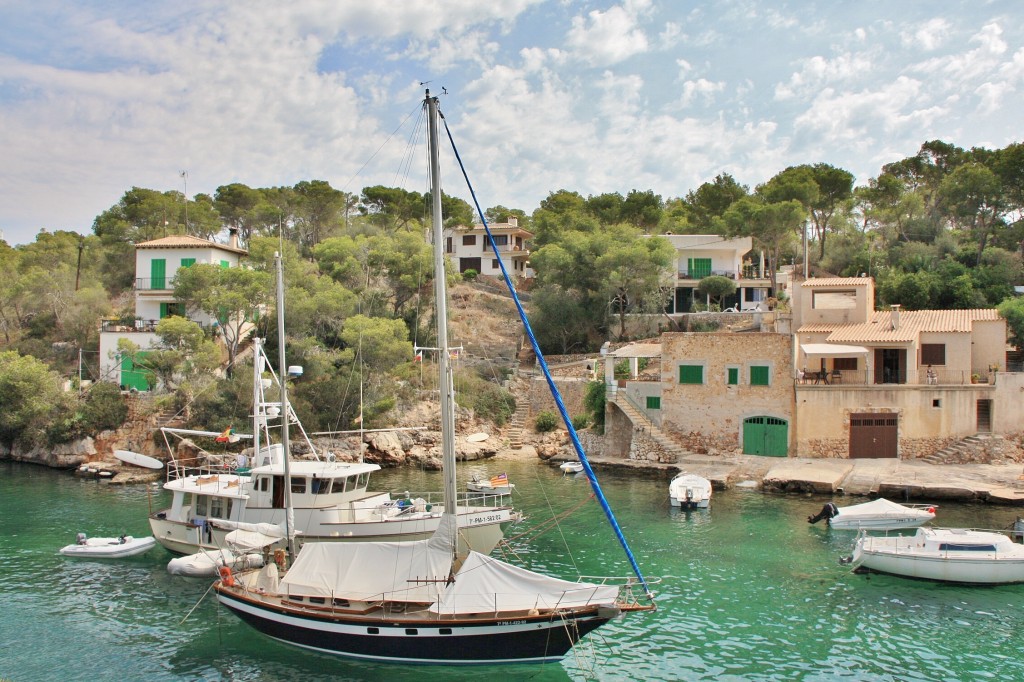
[1,0,1023,245]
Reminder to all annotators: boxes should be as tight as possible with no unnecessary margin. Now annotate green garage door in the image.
[120,352,152,391]
[743,416,788,456]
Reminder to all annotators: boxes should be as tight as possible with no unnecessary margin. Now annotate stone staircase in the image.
[609,394,688,462]
[154,407,186,430]
[920,434,1000,465]
[507,400,529,449]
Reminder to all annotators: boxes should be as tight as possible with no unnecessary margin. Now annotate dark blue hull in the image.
[217,589,613,664]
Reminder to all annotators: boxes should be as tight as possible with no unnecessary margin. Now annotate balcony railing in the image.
[677,267,770,281]
[795,369,995,386]
[101,319,214,334]
[136,277,177,291]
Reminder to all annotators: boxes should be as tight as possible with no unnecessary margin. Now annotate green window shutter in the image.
[750,365,770,386]
[220,260,230,269]
[180,258,196,268]
[678,365,703,384]
[159,303,168,319]
[688,258,711,279]
[727,367,739,385]
[646,396,661,410]
[150,259,166,289]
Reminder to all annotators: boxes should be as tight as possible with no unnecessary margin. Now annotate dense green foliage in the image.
[3,136,1024,445]
[534,411,559,432]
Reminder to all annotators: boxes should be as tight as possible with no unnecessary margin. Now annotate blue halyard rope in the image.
[440,116,654,599]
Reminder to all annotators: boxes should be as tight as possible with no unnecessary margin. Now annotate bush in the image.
[534,411,559,432]
[454,369,515,426]
[80,382,129,433]
[462,269,478,281]
[571,414,590,430]
[583,380,606,432]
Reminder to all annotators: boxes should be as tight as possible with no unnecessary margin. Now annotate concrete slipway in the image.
[581,453,1024,507]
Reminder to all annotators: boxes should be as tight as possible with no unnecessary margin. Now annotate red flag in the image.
[414,351,423,362]
[215,426,233,443]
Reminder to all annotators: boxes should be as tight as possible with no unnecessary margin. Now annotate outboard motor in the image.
[808,502,839,525]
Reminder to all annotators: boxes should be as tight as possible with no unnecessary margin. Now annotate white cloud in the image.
[901,18,951,51]
[565,0,653,67]
[775,52,876,100]
[680,78,725,107]
[2,2,1024,244]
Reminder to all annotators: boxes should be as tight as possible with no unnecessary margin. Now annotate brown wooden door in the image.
[849,413,898,458]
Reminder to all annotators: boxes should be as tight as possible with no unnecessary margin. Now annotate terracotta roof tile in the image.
[136,235,248,255]
[823,309,1001,344]
[800,277,872,288]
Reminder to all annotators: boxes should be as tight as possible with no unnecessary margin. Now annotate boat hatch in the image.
[939,543,996,552]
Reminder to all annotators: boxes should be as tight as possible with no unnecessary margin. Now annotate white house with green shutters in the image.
[658,234,773,313]
[98,234,248,390]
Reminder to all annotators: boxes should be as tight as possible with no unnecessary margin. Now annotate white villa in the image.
[443,217,534,280]
[98,234,248,390]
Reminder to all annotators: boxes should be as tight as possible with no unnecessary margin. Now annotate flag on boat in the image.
[489,473,508,487]
[414,351,423,362]
[216,426,234,443]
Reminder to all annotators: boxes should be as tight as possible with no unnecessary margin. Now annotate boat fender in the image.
[219,566,235,587]
[927,507,935,514]
[274,548,287,570]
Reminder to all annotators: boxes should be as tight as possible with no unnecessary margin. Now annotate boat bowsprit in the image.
[60,533,157,558]
[850,526,1024,584]
[808,498,936,530]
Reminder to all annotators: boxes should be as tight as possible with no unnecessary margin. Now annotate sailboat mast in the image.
[274,252,295,551]
[426,91,458,518]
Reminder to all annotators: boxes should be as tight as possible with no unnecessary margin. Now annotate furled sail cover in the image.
[278,517,455,602]
[429,552,620,615]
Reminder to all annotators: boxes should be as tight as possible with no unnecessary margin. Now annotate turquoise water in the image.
[2,459,1023,681]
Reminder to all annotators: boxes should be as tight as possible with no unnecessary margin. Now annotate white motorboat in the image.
[560,461,584,473]
[808,498,936,529]
[60,533,157,559]
[149,338,515,558]
[850,526,1024,584]
[669,473,712,509]
[213,92,656,665]
[467,472,514,496]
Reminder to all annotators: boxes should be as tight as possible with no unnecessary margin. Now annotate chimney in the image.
[508,216,518,228]
[891,304,900,330]
[228,227,239,250]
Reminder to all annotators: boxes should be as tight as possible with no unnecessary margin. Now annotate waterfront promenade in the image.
[581,451,1024,506]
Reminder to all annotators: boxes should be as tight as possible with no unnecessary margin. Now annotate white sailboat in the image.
[213,90,656,664]
[150,262,515,560]
[851,526,1024,584]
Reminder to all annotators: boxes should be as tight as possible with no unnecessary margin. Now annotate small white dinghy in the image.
[851,527,1024,584]
[167,549,265,577]
[668,473,712,509]
[559,461,584,474]
[466,472,514,496]
[60,533,157,559]
[808,498,936,530]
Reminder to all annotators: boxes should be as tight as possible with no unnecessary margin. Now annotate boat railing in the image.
[347,490,514,513]
[165,454,242,482]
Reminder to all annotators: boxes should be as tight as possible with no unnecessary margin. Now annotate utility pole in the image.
[75,237,84,291]
[180,170,188,232]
